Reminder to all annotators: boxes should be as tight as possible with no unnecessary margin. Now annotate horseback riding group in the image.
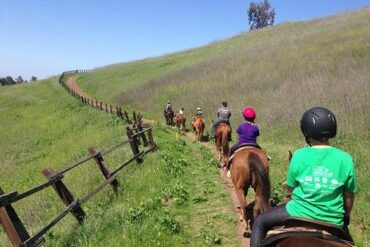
[164,101,357,247]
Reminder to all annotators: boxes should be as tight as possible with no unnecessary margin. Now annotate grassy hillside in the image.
[75,8,369,245]
[0,79,239,246]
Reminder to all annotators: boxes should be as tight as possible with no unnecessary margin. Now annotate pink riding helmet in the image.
[242,106,256,119]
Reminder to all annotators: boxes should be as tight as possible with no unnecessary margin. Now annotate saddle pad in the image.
[228,145,258,162]
[260,227,355,247]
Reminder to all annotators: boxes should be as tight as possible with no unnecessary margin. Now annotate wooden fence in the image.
[0,70,157,247]
[58,70,133,122]
[0,120,156,247]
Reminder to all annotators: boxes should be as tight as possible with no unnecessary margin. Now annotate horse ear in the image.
[288,151,293,162]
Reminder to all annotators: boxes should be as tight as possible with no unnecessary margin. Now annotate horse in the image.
[175,113,186,131]
[192,117,205,141]
[214,123,231,165]
[229,147,271,237]
[164,109,174,126]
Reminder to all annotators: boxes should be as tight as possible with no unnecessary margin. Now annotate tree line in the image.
[0,75,37,86]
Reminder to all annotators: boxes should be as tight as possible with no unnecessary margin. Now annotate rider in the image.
[165,101,172,112]
[195,107,203,117]
[250,107,357,247]
[211,101,231,138]
[178,107,184,115]
[225,106,260,172]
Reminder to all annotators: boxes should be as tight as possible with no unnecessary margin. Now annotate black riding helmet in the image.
[300,107,337,145]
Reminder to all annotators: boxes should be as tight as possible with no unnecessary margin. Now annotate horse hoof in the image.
[243,231,251,238]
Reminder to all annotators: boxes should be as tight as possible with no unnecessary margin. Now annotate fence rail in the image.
[0,70,157,247]
[58,70,135,123]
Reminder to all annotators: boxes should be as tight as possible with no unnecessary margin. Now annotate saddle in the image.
[260,217,355,247]
[229,144,261,162]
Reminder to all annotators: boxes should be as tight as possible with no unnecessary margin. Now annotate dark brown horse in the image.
[229,147,271,237]
[164,109,174,126]
[214,123,231,165]
[175,113,186,131]
[192,117,205,141]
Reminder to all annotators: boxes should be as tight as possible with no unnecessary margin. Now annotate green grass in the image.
[0,79,239,246]
[74,8,370,245]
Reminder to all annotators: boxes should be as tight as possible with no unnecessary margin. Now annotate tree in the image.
[247,0,275,30]
[31,76,37,81]
[16,76,24,84]
[5,76,16,85]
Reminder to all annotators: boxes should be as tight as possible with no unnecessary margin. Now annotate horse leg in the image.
[234,187,250,237]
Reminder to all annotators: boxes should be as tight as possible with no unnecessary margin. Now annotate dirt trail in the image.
[66,77,250,246]
[67,76,91,99]
[184,131,251,247]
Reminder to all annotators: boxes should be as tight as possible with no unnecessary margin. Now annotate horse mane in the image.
[248,152,271,211]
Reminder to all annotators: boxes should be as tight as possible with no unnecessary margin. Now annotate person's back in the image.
[217,106,231,121]
[287,146,356,226]
[179,107,184,115]
[195,107,203,117]
[211,101,231,138]
[237,121,259,145]
[250,107,357,247]
[165,101,172,112]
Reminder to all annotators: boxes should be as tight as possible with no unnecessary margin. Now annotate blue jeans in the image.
[250,204,290,247]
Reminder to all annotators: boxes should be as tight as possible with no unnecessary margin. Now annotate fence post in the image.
[118,107,123,120]
[147,128,157,151]
[42,168,85,223]
[105,103,108,112]
[109,105,113,113]
[124,111,131,124]
[133,111,137,124]
[126,127,142,164]
[0,188,33,247]
[88,147,119,192]
[137,113,148,146]
[100,102,103,110]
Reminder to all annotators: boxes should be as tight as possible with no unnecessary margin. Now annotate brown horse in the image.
[230,147,271,237]
[175,113,186,131]
[214,123,231,164]
[277,237,353,247]
[192,117,205,141]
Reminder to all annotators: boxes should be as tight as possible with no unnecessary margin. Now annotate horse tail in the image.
[248,152,271,212]
[221,126,229,156]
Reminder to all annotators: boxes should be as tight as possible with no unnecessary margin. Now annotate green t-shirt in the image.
[286,146,357,227]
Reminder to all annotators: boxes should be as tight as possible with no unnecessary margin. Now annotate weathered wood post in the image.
[42,168,85,223]
[0,188,33,247]
[109,105,113,113]
[124,111,131,124]
[100,102,103,110]
[88,147,119,192]
[133,111,137,124]
[105,103,108,112]
[137,113,148,146]
[126,127,142,164]
[147,128,156,151]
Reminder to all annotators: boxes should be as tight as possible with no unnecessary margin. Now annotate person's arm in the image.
[343,192,355,227]
[344,192,355,216]
[281,185,294,204]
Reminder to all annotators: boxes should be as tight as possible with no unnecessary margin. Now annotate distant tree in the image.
[0,78,6,86]
[5,76,16,85]
[247,0,275,30]
[31,76,37,81]
[16,76,24,84]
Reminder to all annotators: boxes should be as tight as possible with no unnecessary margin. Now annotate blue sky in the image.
[1,0,369,80]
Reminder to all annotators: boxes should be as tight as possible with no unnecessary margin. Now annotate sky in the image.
[1,0,369,80]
